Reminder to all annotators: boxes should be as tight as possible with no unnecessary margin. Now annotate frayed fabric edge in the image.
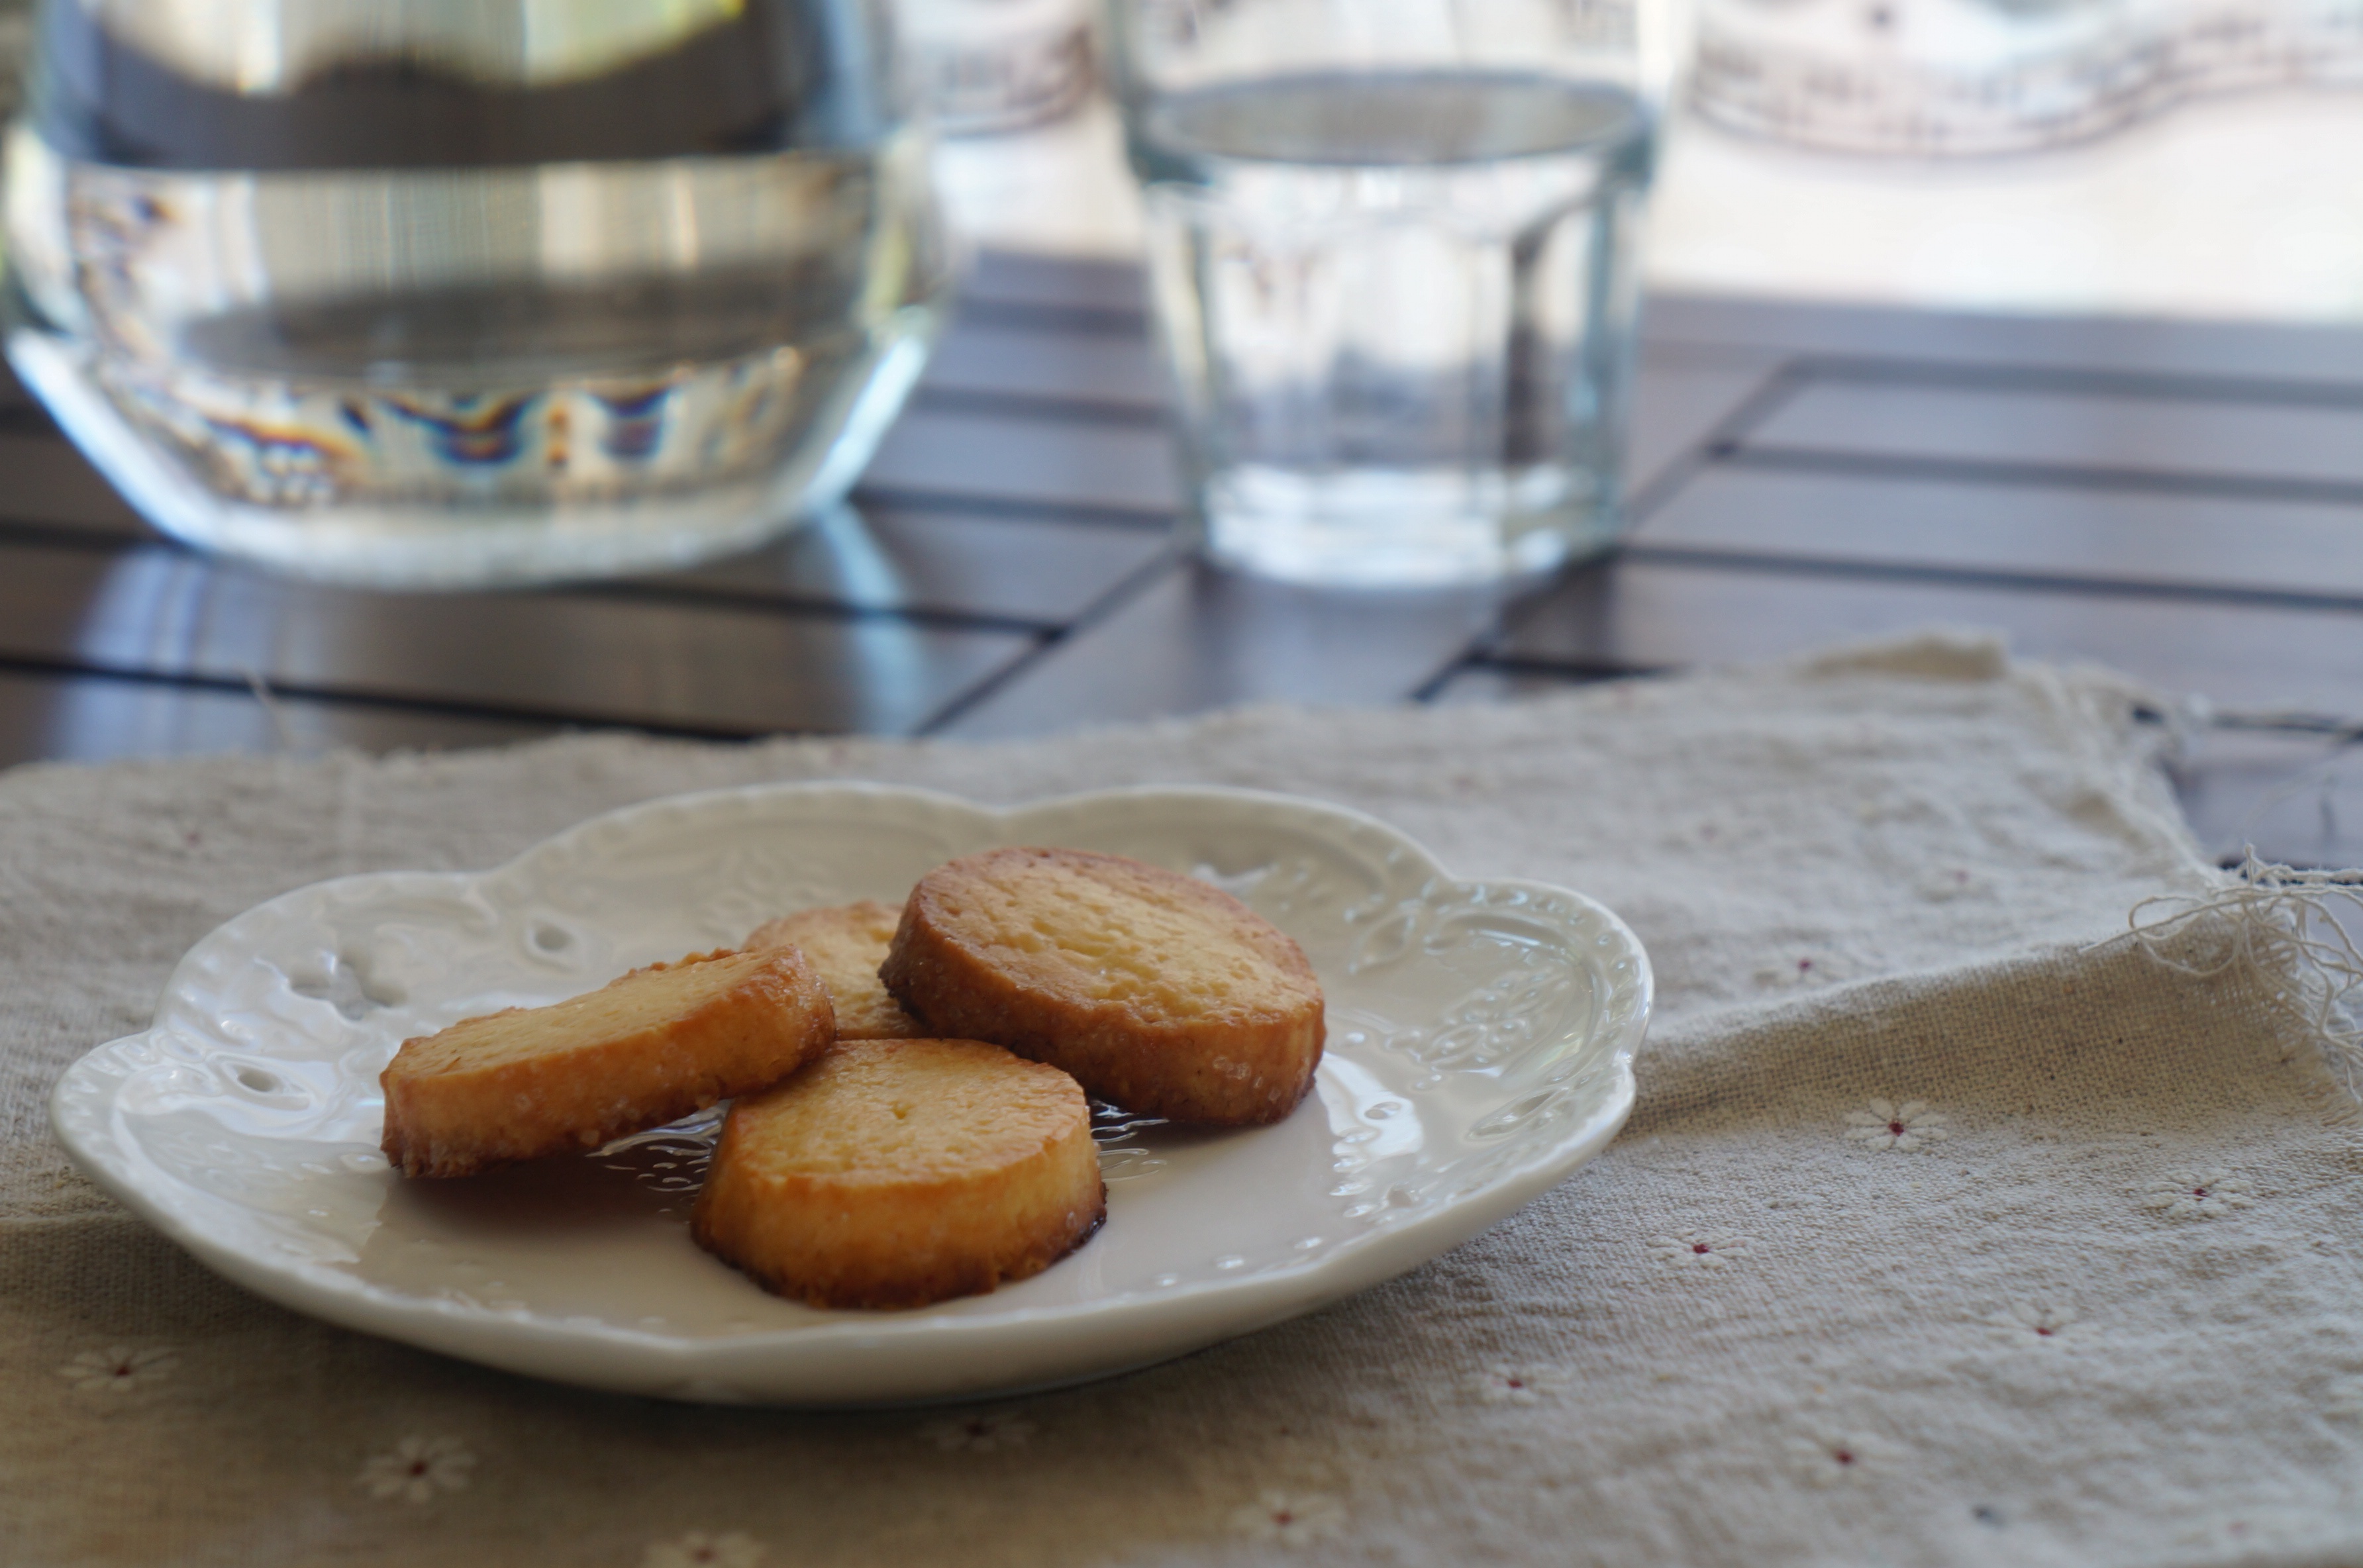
[2093,851,2363,1106]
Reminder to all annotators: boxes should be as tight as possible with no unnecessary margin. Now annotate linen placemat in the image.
[5,632,2356,1568]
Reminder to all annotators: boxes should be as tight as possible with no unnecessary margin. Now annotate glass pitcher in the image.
[2,0,952,587]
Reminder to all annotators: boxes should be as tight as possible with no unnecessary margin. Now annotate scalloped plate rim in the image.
[49,780,1651,1404]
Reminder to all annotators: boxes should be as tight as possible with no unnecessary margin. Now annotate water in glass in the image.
[1131,70,1652,587]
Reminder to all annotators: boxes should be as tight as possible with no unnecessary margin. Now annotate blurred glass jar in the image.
[2,0,953,587]
[899,0,1096,134]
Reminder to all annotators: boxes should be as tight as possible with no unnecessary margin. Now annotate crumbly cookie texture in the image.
[746,900,923,1040]
[879,846,1325,1125]
[380,946,834,1178]
[693,1036,1104,1309]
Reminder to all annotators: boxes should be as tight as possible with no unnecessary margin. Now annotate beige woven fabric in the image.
[5,633,2358,1568]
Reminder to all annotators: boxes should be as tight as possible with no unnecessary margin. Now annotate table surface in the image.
[5,249,2361,870]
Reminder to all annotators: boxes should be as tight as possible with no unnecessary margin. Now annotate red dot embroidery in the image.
[1833,1449,1856,1466]
[1692,1242,1712,1255]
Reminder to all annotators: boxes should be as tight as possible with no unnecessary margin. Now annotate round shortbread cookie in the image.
[878,847,1325,1125]
[746,901,923,1040]
[693,1037,1104,1309]
[380,946,834,1178]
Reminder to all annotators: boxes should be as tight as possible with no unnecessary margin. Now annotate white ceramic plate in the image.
[50,784,1650,1406]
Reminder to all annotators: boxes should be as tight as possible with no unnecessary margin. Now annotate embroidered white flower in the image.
[1785,1430,1882,1488]
[642,1531,765,1568]
[1989,1300,2078,1341]
[358,1436,476,1503]
[1844,1099,1948,1152]
[919,1411,1036,1452]
[1229,1490,1346,1547]
[1470,1364,1558,1405]
[54,1345,177,1393]
[2142,1169,2255,1219]
[2323,1375,2363,1422]
[1648,1230,1748,1268]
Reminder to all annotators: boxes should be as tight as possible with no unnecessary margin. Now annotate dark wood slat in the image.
[1627,347,1789,497]
[1494,555,2363,714]
[960,250,1150,316]
[0,663,561,768]
[922,320,1168,413]
[1748,378,2363,489]
[1648,291,2363,385]
[2167,724,2363,870]
[857,406,1181,518]
[930,562,1507,738]
[0,542,1034,736]
[0,432,151,535]
[1634,466,2363,602]
[648,502,1173,627]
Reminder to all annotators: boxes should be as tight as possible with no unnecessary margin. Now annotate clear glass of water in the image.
[2,0,953,588]
[1106,0,1666,587]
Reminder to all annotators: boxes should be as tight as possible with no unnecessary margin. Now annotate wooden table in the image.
[5,249,2359,869]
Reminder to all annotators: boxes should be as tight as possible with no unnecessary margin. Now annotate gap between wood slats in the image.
[1791,354,2363,411]
[848,487,1173,531]
[0,512,1114,638]
[1744,376,2363,492]
[1716,445,2363,511]
[0,651,779,742]
[568,579,1058,636]
[908,385,1167,429]
[1617,545,2363,615]
[942,297,1150,339]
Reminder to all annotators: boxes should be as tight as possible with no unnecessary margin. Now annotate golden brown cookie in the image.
[380,947,834,1178]
[745,900,923,1040]
[879,847,1324,1125]
[692,1037,1103,1309]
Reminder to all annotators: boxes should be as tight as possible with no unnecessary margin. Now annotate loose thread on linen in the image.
[2100,852,2363,1102]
